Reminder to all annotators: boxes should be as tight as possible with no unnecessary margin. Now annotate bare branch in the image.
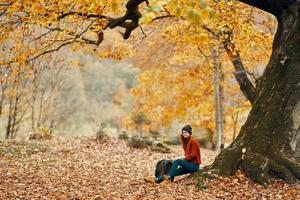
[30,29,53,42]
[0,2,14,7]
[58,11,110,20]
[81,31,104,45]
[139,26,147,38]
[0,9,7,16]
[152,14,175,22]
[197,46,211,63]
[45,25,103,46]
[28,22,94,62]
[27,41,73,62]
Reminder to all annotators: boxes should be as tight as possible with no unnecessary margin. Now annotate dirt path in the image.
[0,137,299,199]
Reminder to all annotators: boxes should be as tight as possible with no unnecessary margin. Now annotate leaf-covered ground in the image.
[0,137,299,199]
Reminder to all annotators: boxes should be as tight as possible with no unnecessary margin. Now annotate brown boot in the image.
[161,175,172,185]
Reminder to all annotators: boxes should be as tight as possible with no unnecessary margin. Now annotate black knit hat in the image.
[182,125,192,135]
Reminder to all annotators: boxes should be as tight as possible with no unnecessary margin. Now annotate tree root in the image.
[209,145,242,176]
[193,149,300,187]
[241,153,272,187]
[272,152,300,179]
[241,152,300,186]
[268,159,297,184]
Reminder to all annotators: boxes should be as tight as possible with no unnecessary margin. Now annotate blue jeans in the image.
[167,159,199,179]
[155,159,200,183]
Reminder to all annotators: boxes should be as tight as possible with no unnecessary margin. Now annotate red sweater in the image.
[184,138,201,165]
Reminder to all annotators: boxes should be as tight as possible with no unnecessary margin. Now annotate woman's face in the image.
[182,130,190,139]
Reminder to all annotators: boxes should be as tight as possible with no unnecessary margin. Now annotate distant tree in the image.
[133,112,150,138]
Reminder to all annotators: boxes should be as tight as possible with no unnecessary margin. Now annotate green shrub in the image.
[149,129,160,140]
[118,131,129,140]
[127,136,147,149]
[0,141,47,157]
[143,138,153,146]
[151,141,171,153]
[198,138,208,146]
[163,136,180,145]
[196,128,214,149]
[196,181,208,190]
[29,127,53,140]
[197,138,214,150]
[95,130,108,140]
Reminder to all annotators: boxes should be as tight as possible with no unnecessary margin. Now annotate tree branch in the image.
[197,46,211,64]
[0,2,14,6]
[152,14,175,22]
[27,41,74,62]
[203,25,257,105]
[224,44,257,105]
[58,11,110,20]
[46,26,104,46]
[106,0,149,39]
[30,29,53,42]
[27,22,94,62]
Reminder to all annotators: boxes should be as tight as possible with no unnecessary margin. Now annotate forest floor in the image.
[0,137,299,200]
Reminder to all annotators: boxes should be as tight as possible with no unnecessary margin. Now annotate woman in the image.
[163,124,201,183]
[144,124,201,184]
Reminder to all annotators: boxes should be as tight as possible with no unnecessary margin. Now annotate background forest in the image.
[0,0,277,147]
[0,51,138,139]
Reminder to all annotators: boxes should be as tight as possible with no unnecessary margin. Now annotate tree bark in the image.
[231,111,239,142]
[0,66,9,118]
[207,1,300,185]
[212,47,223,151]
[219,63,225,149]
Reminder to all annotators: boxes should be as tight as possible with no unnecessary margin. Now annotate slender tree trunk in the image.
[212,47,223,151]
[0,66,9,118]
[0,81,6,117]
[219,62,225,149]
[31,72,38,130]
[5,96,13,139]
[10,95,19,139]
[37,88,46,128]
[208,1,300,185]
[10,79,20,139]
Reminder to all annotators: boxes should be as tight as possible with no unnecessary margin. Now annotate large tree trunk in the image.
[208,1,300,185]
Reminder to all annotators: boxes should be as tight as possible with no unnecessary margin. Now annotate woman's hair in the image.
[180,135,192,150]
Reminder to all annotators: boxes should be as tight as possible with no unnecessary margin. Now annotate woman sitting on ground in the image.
[162,124,201,183]
[145,124,201,184]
